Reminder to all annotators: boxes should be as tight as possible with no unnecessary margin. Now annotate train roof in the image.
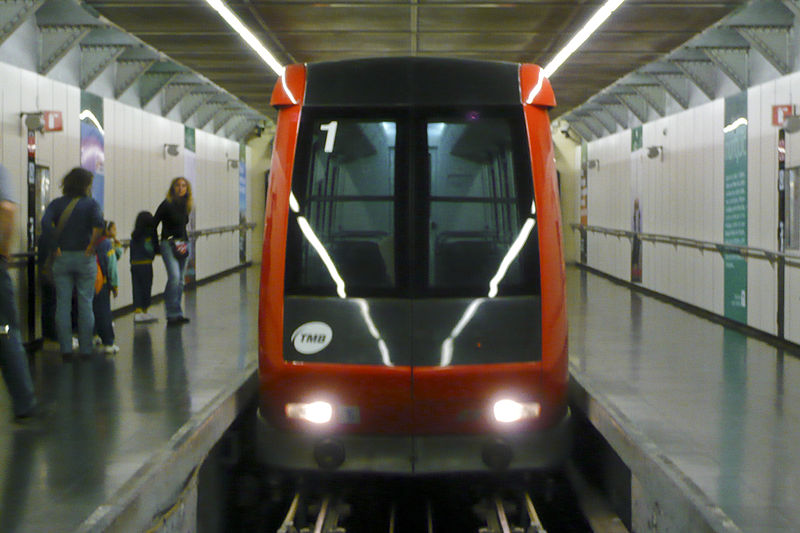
[302,57,523,108]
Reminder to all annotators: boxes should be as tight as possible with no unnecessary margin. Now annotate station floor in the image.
[567,268,800,533]
[0,264,797,532]
[0,267,259,533]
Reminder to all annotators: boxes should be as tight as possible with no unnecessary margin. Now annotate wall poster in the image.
[80,91,104,209]
[579,140,588,263]
[630,126,643,283]
[238,143,247,263]
[723,92,748,323]
[184,126,197,284]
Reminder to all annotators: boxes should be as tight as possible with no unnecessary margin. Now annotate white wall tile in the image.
[0,60,255,319]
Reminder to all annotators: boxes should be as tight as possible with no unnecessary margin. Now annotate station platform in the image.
[0,267,259,533]
[0,264,797,532]
[567,267,799,533]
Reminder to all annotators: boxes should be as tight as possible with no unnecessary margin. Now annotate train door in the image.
[276,111,415,435]
[409,109,545,440]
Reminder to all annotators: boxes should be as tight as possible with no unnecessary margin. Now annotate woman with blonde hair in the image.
[154,177,193,325]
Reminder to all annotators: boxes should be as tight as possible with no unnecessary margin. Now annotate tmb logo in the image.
[291,322,333,354]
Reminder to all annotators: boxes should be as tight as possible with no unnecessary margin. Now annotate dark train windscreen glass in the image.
[284,108,541,298]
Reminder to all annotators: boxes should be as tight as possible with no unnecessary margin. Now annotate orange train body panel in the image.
[258,58,570,474]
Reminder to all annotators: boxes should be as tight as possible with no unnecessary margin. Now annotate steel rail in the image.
[277,492,301,533]
[5,222,258,268]
[524,492,547,533]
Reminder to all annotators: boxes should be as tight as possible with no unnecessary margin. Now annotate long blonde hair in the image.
[166,177,193,213]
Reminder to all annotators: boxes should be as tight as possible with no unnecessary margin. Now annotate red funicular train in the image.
[258,57,569,474]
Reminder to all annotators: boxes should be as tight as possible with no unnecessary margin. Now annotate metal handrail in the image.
[188,222,257,239]
[5,222,258,268]
[570,223,800,268]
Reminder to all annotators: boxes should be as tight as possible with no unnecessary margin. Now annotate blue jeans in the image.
[0,264,36,416]
[131,263,154,311]
[161,239,188,319]
[53,251,96,354]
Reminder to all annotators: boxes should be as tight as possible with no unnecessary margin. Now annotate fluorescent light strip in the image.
[289,192,300,213]
[296,216,347,298]
[79,110,105,135]
[440,298,485,366]
[488,217,536,298]
[289,192,346,297]
[723,117,748,133]
[487,201,536,298]
[543,0,627,78]
[205,0,285,77]
[525,68,545,105]
[356,299,393,366]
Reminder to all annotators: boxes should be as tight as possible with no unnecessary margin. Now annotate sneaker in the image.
[99,344,120,354]
[93,335,103,345]
[134,312,148,323]
[167,316,190,325]
[143,313,158,322]
[72,337,79,350]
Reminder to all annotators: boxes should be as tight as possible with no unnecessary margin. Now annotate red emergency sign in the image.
[43,110,63,132]
[773,105,794,126]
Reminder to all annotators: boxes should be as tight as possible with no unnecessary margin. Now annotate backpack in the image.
[95,254,106,294]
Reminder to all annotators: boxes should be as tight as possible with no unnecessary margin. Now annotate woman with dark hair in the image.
[41,167,104,360]
[154,177,193,325]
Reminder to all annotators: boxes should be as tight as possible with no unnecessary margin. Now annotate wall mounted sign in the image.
[772,104,793,127]
[724,92,748,323]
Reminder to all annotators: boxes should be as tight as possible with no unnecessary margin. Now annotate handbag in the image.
[168,237,189,260]
[40,197,79,283]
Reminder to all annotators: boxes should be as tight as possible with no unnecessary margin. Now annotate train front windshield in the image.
[285,108,540,299]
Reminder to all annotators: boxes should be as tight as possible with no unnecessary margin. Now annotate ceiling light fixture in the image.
[204,0,285,77]
[543,0,627,78]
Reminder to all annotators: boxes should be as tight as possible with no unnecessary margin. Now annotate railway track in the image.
[265,473,592,533]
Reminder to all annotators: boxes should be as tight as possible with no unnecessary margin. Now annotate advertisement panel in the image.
[723,92,748,323]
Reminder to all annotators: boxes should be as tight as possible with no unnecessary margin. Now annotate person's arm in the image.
[86,226,103,256]
[153,201,166,238]
[107,247,119,296]
[85,200,105,255]
[0,200,16,262]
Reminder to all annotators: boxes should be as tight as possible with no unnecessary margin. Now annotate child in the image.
[130,211,159,323]
[94,220,122,354]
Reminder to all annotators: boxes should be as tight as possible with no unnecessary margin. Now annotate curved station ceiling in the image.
[6,1,796,140]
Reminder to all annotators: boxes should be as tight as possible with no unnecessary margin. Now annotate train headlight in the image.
[286,401,333,424]
[493,399,541,423]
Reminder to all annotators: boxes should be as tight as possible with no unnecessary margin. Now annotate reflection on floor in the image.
[0,266,259,533]
[568,267,800,533]
[2,264,798,532]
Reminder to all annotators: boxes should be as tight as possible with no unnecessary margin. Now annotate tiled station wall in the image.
[1,61,256,315]
[570,75,800,345]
